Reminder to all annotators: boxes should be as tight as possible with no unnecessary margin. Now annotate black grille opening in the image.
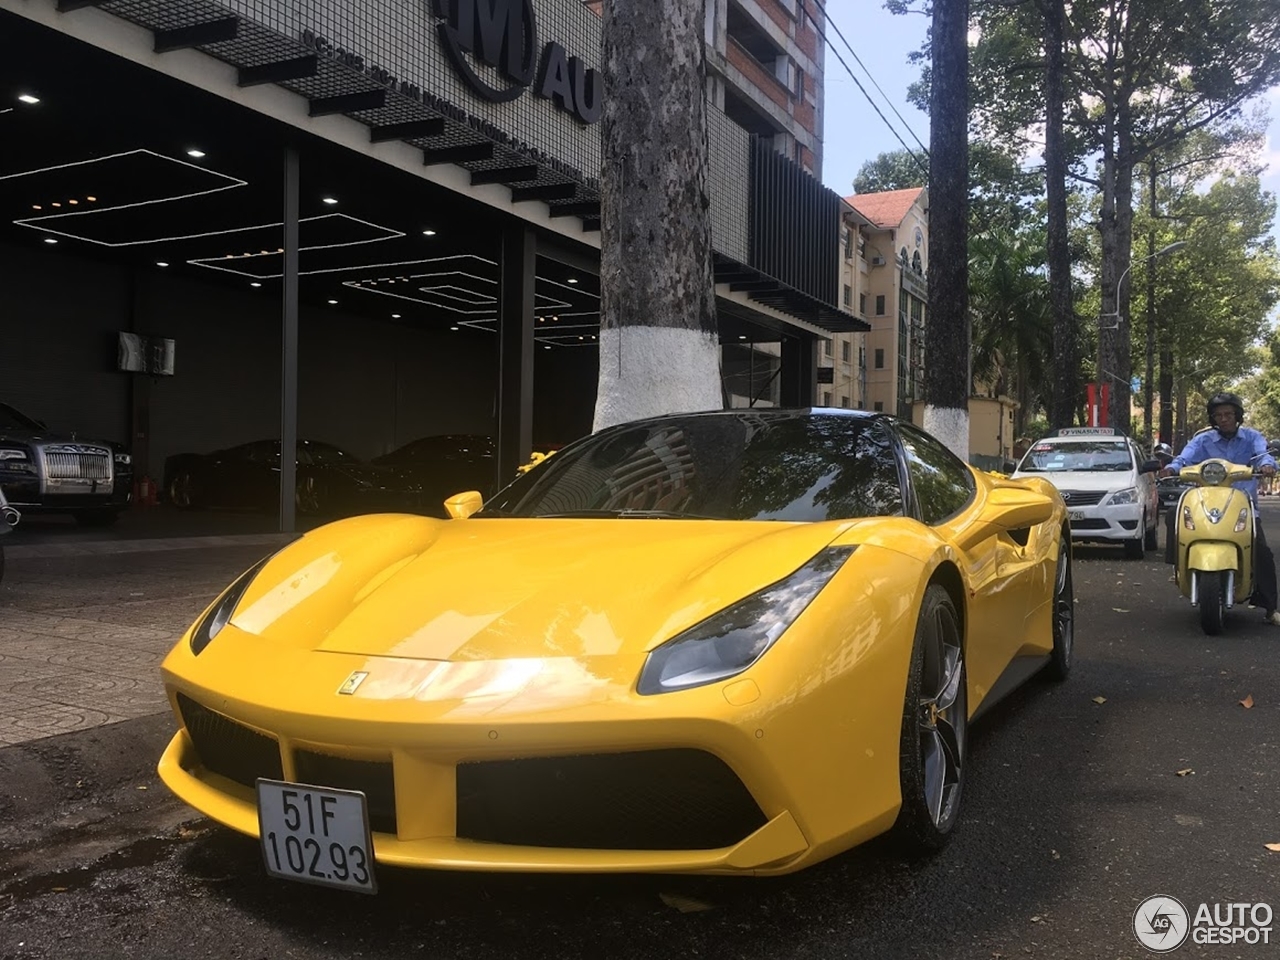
[1060,490,1106,506]
[294,751,398,836]
[177,692,283,788]
[1069,518,1109,530]
[456,749,767,850]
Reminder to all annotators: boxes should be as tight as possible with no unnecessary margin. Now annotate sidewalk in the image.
[0,534,293,747]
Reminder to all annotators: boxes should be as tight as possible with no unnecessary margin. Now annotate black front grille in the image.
[177,693,283,788]
[1059,489,1106,506]
[1069,518,1109,530]
[455,749,767,850]
[294,750,397,836]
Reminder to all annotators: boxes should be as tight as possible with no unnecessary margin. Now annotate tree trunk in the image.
[594,0,721,431]
[1041,0,1075,433]
[1143,161,1156,447]
[1175,380,1188,448]
[1158,342,1174,443]
[1111,107,1135,434]
[923,0,970,459]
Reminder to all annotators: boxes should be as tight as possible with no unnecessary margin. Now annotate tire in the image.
[1144,514,1158,551]
[0,543,6,585]
[1124,519,1146,560]
[73,509,120,527]
[169,471,195,510]
[891,584,967,855]
[295,476,324,516]
[1198,571,1226,636]
[1045,535,1074,681]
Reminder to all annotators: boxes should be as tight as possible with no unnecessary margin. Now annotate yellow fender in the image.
[1187,542,1239,572]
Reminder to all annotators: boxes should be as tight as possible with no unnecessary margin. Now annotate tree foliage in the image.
[853,149,928,194]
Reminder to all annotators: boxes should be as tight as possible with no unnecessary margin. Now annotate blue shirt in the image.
[1168,426,1275,507]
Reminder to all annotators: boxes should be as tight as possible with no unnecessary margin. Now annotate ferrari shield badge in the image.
[338,671,369,695]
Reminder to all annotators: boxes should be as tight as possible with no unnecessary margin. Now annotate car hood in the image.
[228,514,861,662]
[0,427,114,448]
[1011,470,1137,491]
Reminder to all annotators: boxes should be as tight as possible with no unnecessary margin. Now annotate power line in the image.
[802,0,930,176]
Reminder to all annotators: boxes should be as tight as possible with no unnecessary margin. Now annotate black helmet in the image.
[1154,442,1174,457]
[1206,392,1244,426]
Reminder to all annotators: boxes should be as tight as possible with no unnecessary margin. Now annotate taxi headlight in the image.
[1107,487,1139,505]
[637,547,854,695]
[1202,462,1228,485]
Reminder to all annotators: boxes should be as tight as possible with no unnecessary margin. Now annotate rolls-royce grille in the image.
[177,693,283,788]
[43,447,112,481]
[1059,490,1106,506]
[294,750,397,836]
[455,749,768,850]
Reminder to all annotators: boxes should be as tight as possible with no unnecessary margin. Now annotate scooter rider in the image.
[1160,392,1280,625]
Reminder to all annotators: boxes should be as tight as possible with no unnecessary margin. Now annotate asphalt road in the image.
[1,520,1278,960]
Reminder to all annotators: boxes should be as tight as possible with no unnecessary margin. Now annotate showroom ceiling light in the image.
[422,229,436,236]
[322,196,338,205]
[567,278,578,284]
[391,313,401,319]
[450,326,460,331]
[328,299,338,304]
[67,199,78,205]
[86,196,97,202]
[157,261,169,267]
[17,94,40,105]
[187,149,206,158]
[250,282,262,288]
[43,237,57,244]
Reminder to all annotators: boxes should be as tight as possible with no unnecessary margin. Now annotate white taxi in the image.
[1011,427,1160,559]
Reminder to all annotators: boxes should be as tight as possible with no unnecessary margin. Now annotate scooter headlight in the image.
[1202,462,1228,486]
[1234,508,1250,533]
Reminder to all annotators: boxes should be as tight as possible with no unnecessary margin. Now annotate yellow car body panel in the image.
[158,463,1066,876]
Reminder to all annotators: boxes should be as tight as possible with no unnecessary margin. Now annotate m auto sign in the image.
[434,0,601,124]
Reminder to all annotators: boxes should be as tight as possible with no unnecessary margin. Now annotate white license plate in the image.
[256,779,377,894]
[1068,510,1087,522]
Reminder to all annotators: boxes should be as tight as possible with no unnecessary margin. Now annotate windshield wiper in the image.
[537,509,720,520]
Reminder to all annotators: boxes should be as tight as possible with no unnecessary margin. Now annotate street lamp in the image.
[1099,240,1187,329]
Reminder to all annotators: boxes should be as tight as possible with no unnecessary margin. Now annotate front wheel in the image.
[891,584,967,855]
[1198,571,1227,635]
[1144,514,1158,551]
[1045,536,1074,681]
[1124,516,1146,560]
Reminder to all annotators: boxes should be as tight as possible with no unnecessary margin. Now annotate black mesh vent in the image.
[1059,490,1107,506]
[177,692,282,788]
[456,749,767,850]
[294,751,398,836]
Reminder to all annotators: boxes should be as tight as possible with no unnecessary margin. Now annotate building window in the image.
[840,395,850,408]
[844,229,854,261]
[875,295,886,315]
[874,401,884,412]
[843,284,852,308]
[874,348,885,369]
[912,250,923,274]
[842,341,851,362]
[859,292,867,314]
[822,390,832,406]
[823,340,832,357]
[793,64,805,103]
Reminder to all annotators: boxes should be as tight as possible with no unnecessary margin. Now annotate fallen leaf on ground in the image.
[1092,696,1108,704]
[1030,915,1042,923]
[659,892,714,913]
[1265,843,1280,852]
[1240,694,1255,709]
[1112,608,1130,613]
[1176,768,1194,776]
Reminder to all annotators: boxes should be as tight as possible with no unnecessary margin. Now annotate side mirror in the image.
[1138,459,1160,474]
[444,490,484,520]
[985,485,1056,529]
[1002,459,1018,475]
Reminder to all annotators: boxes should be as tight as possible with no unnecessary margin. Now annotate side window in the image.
[898,425,976,525]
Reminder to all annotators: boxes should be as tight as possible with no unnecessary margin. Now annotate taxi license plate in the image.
[256,779,377,894]
[1068,510,1087,522]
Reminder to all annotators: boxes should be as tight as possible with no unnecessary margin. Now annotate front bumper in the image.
[1065,502,1144,542]
[0,474,132,512]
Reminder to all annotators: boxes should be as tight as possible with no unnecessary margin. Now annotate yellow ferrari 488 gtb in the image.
[158,410,1072,893]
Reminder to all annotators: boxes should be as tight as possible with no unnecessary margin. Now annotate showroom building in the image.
[0,0,861,530]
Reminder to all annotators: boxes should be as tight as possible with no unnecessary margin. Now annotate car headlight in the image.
[0,448,34,471]
[637,546,855,695]
[114,452,132,465]
[190,555,273,655]
[1106,487,1139,505]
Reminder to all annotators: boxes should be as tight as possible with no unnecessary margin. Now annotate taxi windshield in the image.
[1019,440,1133,473]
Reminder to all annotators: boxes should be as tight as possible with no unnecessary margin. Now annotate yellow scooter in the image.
[1172,458,1258,635]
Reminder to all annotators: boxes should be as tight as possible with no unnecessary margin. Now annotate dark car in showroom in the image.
[0,402,133,526]
[370,433,498,516]
[163,439,423,517]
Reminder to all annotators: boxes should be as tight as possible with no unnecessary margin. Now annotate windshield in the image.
[302,442,362,466]
[0,403,42,432]
[481,412,905,522]
[1019,440,1134,473]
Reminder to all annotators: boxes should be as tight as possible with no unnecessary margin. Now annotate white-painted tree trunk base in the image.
[593,326,723,432]
[923,406,970,462]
